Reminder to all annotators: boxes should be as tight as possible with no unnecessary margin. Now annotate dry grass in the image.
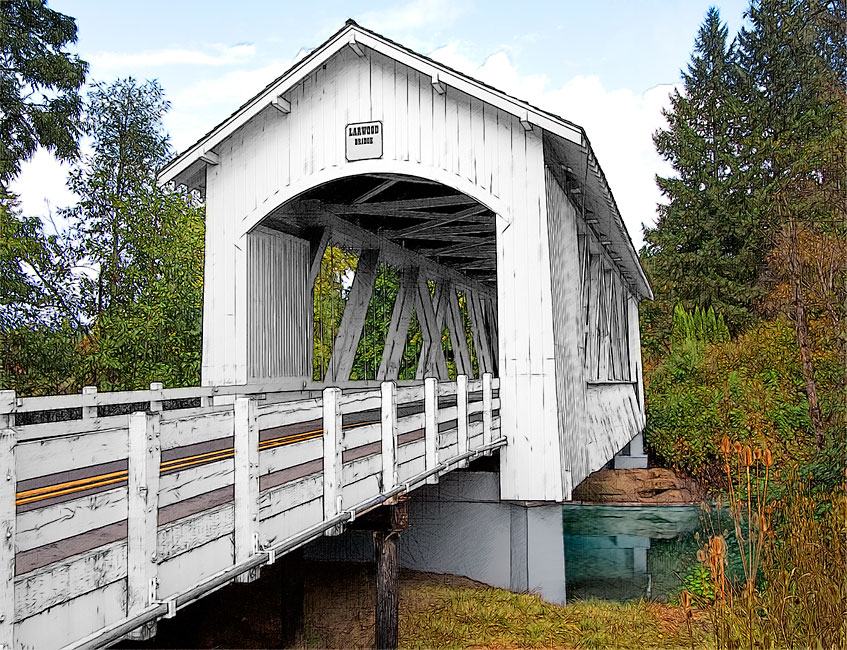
[399,574,712,649]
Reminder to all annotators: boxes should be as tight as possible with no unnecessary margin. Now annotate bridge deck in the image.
[0,375,502,650]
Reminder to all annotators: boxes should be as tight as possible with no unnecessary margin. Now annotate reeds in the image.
[687,436,847,650]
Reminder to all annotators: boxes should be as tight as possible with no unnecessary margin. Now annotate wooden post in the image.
[234,397,259,582]
[127,410,161,641]
[279,548,305,648]
[82,385,97,420]
[322,387,343,535]
[482,372,493,451]
[0,395,16,650]
[380,382,397,493]
[457,374,469,467]
[149,382,163,413]
[374,500,408,650]
[424,377,439,484]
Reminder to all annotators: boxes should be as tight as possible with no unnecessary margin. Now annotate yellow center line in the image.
[15,419,381,506]
[16,475,129,506]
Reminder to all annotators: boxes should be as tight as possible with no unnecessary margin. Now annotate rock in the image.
[571,468,704,504]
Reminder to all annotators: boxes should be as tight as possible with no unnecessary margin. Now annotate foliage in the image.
[0,0,87,185]
[312,245,358,381]
[66,78,173,320]
[644,8,765,334]
[75,189,205,391]
[685,438,847,650]
[645,313,830,476]
[0,77,204,395]
[0,194,81,330]
[671,303,730,348]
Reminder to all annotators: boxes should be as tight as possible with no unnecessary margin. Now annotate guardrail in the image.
[0,374,501,650]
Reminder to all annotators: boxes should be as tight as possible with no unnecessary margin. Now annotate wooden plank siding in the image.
[201,45,516,387]
[544,166,645,490]
[247,227,311,380]
[194,40,646,503]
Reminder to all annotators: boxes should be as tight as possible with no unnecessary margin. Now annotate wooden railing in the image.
[0,375,501,650]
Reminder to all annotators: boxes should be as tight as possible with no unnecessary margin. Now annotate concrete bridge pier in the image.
[400,469,567,604]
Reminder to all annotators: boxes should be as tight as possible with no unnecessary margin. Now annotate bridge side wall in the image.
[202,44,567,501]
[545,171,647,492]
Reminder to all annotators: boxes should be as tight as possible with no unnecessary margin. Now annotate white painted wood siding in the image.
[544,168,588,498]
[247,227,310,380]
[203,46,522,386]
[546,169,646,491]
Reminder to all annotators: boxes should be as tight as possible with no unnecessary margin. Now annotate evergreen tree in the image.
[644,7,763,334]
[0,0,87,186]
[737,0,847,448]
[67,78,173,319]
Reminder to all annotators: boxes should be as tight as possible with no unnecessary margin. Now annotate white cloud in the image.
[430,44,676,247]
[9,149,78,228]
[360,0,467,34]
[165,59,291,152]
[87,43,256,70]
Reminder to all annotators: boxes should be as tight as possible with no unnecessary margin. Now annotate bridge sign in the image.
[345,120,382,160]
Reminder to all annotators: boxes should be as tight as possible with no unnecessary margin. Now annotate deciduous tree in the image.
[0,0,87,186]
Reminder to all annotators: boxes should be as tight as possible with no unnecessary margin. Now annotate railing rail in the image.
[1,374,501,650]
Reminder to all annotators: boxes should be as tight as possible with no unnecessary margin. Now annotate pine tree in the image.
[66,78,173,319]
[644,7,764,334]
[64,78,205,390]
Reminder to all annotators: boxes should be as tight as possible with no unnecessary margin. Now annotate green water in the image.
[562,504,703,602]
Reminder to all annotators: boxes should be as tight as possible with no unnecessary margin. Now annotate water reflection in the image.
[562,505,702,602]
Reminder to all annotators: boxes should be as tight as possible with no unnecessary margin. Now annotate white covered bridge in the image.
[0,20,650,650]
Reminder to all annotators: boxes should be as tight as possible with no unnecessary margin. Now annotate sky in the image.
[11,0,752,248]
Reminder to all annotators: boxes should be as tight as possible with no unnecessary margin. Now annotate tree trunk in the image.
[787,218,825,449]
[374,500,408,650]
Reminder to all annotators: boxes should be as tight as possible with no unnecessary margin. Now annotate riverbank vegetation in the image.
[642,1,845,648]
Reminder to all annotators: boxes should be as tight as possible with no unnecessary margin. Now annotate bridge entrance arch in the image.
[235,171,500,391]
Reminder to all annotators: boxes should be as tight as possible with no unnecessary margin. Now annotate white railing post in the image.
[457,374,469,467]
[0,392,16,650]
[381,381,397,492]
[234,397,259,582]
[322,387,343,535]
[82,385,97,420]
[424,377,439,484]
[482,372,493,452]
[127,410,161,641]
[149,382,163,414]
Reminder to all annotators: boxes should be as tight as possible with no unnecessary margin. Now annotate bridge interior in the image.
[250,172,499,386]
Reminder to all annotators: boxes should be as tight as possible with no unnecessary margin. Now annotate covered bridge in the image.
[0,19,651,650]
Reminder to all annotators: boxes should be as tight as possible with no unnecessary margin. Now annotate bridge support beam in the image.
[279,548,305,648]
[375,499,408,650]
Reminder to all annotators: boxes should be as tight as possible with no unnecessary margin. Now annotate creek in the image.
[562,504,704,602]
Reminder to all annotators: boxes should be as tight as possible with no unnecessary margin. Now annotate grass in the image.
[399,576,712,649]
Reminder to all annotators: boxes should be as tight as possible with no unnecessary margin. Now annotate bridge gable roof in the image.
[159,20,651,299]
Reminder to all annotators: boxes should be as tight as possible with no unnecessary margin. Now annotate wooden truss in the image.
[264,173,500,383]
